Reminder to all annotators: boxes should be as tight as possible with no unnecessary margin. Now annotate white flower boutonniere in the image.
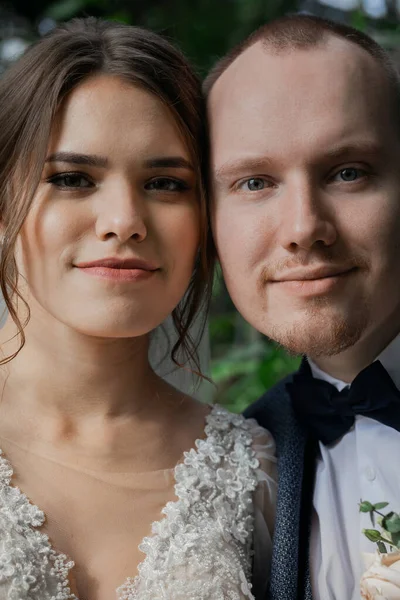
[359,500,400,600]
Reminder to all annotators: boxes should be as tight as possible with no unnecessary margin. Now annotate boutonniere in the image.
[359,500,400,599]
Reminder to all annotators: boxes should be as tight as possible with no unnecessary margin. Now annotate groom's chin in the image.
[265,309,368,359]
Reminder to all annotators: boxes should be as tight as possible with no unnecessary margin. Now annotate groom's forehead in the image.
[207,38,392,154]
[209,37,383,114]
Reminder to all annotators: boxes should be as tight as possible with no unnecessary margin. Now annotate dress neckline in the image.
[0,404,258,600]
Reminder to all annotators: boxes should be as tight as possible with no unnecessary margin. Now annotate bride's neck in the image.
[0,313,159,421]
[0,313,205,473]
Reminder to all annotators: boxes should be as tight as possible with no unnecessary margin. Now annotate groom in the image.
[206,14,400,600]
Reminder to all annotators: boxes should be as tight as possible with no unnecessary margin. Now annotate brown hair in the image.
[203,14,400,116]
[0,17,213,370]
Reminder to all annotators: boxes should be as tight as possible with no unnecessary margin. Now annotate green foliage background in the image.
[15,0,299,73]
[210,267,300,412]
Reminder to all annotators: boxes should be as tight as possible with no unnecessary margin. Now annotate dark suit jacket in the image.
[245,373,316,600]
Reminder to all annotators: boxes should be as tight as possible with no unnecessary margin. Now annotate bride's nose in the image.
[95,181,147,243]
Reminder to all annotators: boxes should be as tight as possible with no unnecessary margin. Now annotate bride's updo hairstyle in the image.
[0,18,213,368]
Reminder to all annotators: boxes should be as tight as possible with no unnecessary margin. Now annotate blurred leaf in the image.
[107,11,132,24]
[360,501,374,513]
[258,347,300,388]
[383,512,400,533]
[374,502,390,510]
[211,358,259,382]
[351,9,367,31]
[45,0,92,20]
[363,528,382,542]
[377,541,388,553]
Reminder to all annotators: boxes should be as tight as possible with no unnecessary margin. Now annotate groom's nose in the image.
[277,177,337,252]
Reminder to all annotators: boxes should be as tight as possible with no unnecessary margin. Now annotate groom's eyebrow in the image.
[324,140,384,160]
[214,157,274,183]
[214,140,384,183]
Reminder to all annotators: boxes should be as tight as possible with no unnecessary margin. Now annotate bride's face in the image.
[15,74,200,338]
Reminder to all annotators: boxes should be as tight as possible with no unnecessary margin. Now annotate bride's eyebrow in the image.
[143,157,194,171]
[45,152,109,168]
[45,153,194,172]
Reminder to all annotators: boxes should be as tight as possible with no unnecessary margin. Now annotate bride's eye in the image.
[47,173,94,189]
[145,178,190,192]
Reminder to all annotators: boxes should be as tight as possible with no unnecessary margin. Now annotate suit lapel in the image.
[298,436,318,600]
[268,389,316,600]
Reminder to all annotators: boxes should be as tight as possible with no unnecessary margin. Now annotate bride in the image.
[0,17,276,600]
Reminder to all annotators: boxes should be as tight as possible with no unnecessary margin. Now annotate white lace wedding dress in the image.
[0,405,276,600]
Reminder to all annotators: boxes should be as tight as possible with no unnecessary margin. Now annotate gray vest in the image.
[245,374,316,600]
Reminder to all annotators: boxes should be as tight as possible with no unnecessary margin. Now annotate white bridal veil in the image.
[149,313,211,400]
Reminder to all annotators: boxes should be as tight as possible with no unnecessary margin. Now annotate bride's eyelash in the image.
[45,174,192,193]
[144,177,191,192]
[46,171,94,189]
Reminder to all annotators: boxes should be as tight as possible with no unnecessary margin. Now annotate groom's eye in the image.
[240,177,268,191]
[331,167,368,183]
[340,168,358,182]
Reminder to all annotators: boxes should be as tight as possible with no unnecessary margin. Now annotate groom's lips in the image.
[270,266,357,296]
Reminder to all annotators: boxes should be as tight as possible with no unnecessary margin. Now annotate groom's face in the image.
[209,38,400,357]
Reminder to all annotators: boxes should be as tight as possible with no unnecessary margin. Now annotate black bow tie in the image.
[286,359,400,445]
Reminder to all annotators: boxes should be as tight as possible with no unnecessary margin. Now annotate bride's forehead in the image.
[48,77,188,156]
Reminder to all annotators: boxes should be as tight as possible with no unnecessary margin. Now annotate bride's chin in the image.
[34,306,168,341]
[67,319,163,340]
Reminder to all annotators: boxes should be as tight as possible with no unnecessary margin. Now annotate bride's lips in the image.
[75,257,160,282]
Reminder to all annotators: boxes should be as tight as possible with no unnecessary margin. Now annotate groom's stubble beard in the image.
[267,298,369,358]
[258,249,371,358]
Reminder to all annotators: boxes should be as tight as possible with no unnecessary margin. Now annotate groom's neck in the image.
[309,320,400,383]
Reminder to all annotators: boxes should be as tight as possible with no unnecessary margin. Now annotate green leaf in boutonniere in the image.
[363,529,383,542]
[359,501,390,526]
[360,501,374,513]
[360,500,400,553]
[374,502,390,511]
[377,541,388,553]
[383,512,400,534]
[391,532,400,549]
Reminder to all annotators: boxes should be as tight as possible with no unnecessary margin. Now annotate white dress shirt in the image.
[308,333,400,600]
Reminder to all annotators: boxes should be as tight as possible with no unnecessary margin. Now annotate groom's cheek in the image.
[212,194,267,309]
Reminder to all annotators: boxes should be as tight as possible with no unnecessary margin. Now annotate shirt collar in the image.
[308,331,400,392]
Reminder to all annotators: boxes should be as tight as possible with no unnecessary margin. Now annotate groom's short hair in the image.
[204,14,400,123]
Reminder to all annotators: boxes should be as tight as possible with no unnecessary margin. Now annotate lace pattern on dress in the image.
[0,406,268,600]
[117,406,261,600]
[0,450,78,600]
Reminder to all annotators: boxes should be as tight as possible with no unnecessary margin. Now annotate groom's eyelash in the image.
[227,162,377,187]
[231,176,276,192]
[231,174,275,192]
[214,158,275,185]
